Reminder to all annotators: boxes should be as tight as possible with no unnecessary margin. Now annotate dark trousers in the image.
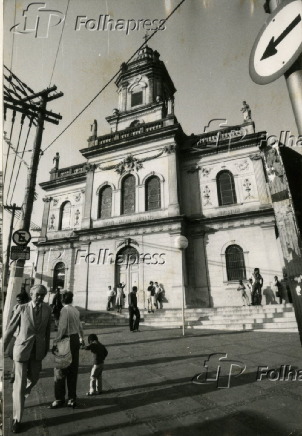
[252,283,262,305]
[54,334,80,401]
[129,307,140,331]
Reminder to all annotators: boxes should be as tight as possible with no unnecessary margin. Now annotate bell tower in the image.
[106,44,177,132]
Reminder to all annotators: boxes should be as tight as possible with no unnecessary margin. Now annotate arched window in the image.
[145,176,161,211]
[98,185,112,219]
[217,170,237,206]
[131,84,143,107]
[53,262,65,290]
[225,244,246,281]
[121,174,136,215]
[59,201,71,230]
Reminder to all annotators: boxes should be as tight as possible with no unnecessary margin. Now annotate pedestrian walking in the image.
[237,280,250,306]
[129,286,140,332]
[51,288,63,330]
[147,281,155,313]
[7,293,34,384]
[3,284,51,434]
[49,291,84,409]
[274,276,284,304]
[252,268,263,305]
[85,334,108,396]
[115,282,125,313]
[106,286,116,311]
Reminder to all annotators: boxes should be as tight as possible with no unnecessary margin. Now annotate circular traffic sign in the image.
[12,229,31,246]
[250,0,302,85]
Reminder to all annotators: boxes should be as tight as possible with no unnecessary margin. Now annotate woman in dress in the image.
[115,283,125,313]
[49,291,84,409]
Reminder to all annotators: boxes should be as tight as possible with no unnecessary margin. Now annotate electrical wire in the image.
[7,114,26,201]
[9,117,34,204]
[8,0,17,89]
[48,0,70,87]
[42,0,187,154]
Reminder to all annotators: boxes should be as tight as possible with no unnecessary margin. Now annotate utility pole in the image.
[3,204,22,294]
[3,85,63,329]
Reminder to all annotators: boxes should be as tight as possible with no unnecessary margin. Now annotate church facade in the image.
[36,45,286,310]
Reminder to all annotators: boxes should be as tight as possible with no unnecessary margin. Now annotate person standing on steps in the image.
[252,268,263,306]
[237,280,250,306]
[147,281,155,313]
[106,286,116,311]
[128,286,140,332]
[115,282,125,313]
[274,276,284,304]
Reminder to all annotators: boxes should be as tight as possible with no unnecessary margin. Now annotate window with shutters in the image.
[121,175,136,215]
[98,186,112,219]
[145,176,161,211]
[225,244,246,281]
[217,170,237,206]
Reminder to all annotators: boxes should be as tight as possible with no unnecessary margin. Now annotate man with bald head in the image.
[4,284,52,433]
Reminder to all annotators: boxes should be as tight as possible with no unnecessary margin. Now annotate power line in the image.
[42,0,187,154]
[9,117,35,204]
[9,0,17,88]
[49,0,70,87]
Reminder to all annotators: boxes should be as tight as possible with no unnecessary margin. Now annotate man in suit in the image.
[4,284,51,433]
[128,286,140,332]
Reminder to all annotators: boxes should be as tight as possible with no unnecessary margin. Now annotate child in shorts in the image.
[85,334,108,395]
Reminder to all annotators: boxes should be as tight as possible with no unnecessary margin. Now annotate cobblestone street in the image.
[3,325,302,435]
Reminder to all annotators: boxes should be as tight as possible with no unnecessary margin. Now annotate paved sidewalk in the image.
[3,325,302,435]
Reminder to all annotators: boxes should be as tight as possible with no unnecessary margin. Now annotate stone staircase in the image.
[142,304,298,332]
[79,304,298,332]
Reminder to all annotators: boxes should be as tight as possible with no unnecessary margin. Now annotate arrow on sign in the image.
[261,14,301,60]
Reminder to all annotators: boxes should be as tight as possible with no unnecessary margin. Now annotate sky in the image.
[2,0,299,242]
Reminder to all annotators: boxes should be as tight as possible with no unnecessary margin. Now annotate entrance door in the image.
[53,262,65,291]
[116,247,139,306]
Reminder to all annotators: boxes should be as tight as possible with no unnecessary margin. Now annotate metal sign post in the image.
[250,0,302,134]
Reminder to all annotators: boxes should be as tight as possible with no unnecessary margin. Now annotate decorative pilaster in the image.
[40,197,52,239]
[82,164,96,229]
[166,145,180,216]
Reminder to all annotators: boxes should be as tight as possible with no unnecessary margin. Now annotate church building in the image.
[36,45,288,310]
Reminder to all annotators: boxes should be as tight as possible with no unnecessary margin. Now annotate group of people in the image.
[147,281,164,312]
[106,281,165,314]
[237,268,286,306]
[106,283,126,312]
[4,284,108,434]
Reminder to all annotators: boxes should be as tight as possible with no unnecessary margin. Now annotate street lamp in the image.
[174,235,188,336]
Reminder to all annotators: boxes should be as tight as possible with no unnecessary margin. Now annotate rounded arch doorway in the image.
[115,246,139,304]
[53,262,66,291]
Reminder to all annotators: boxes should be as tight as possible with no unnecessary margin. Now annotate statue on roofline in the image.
[241,101,252,122]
